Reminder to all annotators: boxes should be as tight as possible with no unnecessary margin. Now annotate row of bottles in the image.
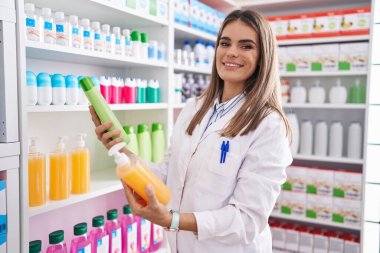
[173,73,210,104]
[28,134,90,207]
[282,79,366,104]
[174,40,215,68]
[287,114,363,159]
[29,205,164,253]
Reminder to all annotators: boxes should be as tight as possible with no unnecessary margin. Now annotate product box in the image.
[273,194,281,214]
[0,233,5,253]
[174,0,189,26]
[267,16,288,40]
[149,0,157,16]
[0,181,5,215]
[283,166,308,192]
[307,168,334,196]
[0,215,6,253]
[298,227,313,253]
[270,221,286,250]
[327,232,344,253]
[312,229,329,252]
[210,9,219,35]
[306,194,333,221]
[340,7,371,35]
[203,5,212,34]
[284,224,300,251]
[286,13,314,39]
[339,42,369,71]
[126,0,137,9]
[286,46,312,72]
[333,170,362,200]
[137,0,150,14]
[189,0,201,30]
[197,1,208,32]
[217,11,227,32]
[311,44,339,72]
[312,11,341,37]
[278,47,287,73]
[281,191,306,217]
[333,198,361,227]
[344,239,360,253]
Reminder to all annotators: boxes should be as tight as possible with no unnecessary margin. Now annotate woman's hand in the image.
[122,181,172,228]
[89,106,123,150]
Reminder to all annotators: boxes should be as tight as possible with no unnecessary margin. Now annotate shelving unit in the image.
[174,23,217,42]
[282,103,367,109]
[280,71,368,77]
[174,64,212,74]
[277,35,370,46]
[292,154,363,165]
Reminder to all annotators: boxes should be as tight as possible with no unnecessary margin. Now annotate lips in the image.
[223,62,243,67]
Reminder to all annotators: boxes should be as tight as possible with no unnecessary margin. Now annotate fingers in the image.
[105,136,123,150]
[145,185,159,207]
[89,106,101,126]
[95,121,113,139]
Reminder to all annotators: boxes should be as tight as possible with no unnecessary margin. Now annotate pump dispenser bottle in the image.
[71,133,90,194]
[28,137,46,207]
[50,136,69,200]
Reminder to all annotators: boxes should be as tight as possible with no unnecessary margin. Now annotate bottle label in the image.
[127,222,138,253]
[115,38,121,45]
[140,218,151,251]
[56,24,64,33]
[94,33,101,40]
[44,21,53,30]
[158,50,163,60]
[77,244,91,253]
[72,27,79,35]
[96,234,109,253]
[26,18,35,27]
[153,224,163,245]
[106,36,111,42]
[125,39,131,46]
[111,228,122,252]
[83,30,90,38]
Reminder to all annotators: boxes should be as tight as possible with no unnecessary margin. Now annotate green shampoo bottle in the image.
[123,125,139,155]
[137,124,152,162]
[151,123,165,163]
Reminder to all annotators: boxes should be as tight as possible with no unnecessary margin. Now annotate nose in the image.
[226,44,238,58]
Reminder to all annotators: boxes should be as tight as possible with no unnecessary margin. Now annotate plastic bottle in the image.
[41,7,55,44]
[70,223,91,253]
[36,72,52,105]
[91,76,100,90]
[77,76,88,105]
[124,77,137,104]
[174,74,183,104]
[194,40,205,67]
[148,40,158,60]
[29,240,42,253]
[117,77,124,103]
[28,137,46,207]
[110,76,122,104]
[138,218,151,253]
[140,33,149,59]
[137,124,152,162]
[123,125,139,155]
[102,24,113,54]
[290,80,307,104]
[158,42,166,61]
[79,77,130,143]
[329,122,343,157]
[329,79,347,104]
[149,223,163,252]
[92,21,103,52]
[300,120,313,155]
[71,133,90,194]
[308,80,326,104]
[65,75,79,105]
[287,113,299,155]
[183,40,192,54]
[205,42,215,66]
[51,74,66,105]
[81,18,93,50]
[26,71,38,105]
[113,27,123,55]
[120,204,138,253]
[69,15,81,49]
[55,12,68,46]
[105,209,122,253]
[314,121,328,156]
[123,29,133,56]
[347,122,362,159]
[46,230,67,253]
[348,79,366,104]
[131,31,141,58]
[100,75,112,103]
[108,142,171,204]
[89,216,109,253]
[25,3,40,41]
[49,136,69,200]
[147,80,160,103]
[151,123,165,163]
[136,79,147,103]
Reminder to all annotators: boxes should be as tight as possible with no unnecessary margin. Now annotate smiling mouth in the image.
[223,62,243,67]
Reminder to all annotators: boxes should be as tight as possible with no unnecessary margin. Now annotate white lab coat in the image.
[149,96,292,253]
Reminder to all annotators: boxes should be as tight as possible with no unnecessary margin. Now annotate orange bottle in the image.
[108,142,171,205]
[71,133,90,194]
[28,138,46,207]
[49,136,69,200]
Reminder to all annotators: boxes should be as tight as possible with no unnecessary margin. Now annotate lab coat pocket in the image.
[207,139,241,178]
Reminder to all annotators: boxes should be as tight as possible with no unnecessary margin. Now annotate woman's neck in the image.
[220,81,245,103]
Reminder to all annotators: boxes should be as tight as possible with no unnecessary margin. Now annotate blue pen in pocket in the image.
[223,140,230,163]
[220,141,225,164]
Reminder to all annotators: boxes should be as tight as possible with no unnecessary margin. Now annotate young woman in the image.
[90,9,292,253]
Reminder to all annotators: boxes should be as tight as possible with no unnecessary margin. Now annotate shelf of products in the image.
[174,64,212,75]
[292,154,363,165]
[174,23,217,43]
[277,35,370,46]
[283,103,367,109]
[281,71,368,77]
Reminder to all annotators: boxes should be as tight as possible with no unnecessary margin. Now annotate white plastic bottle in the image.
[41,7,55,44]
[36,72,52,105]
[158,42,166,61]
[140,33,149,59]
[348,122,362,159]
[25,3,40,41]
[65,75,79,105]
[291,80,307,104]
[206,42,215,67]
[131,31,141,58]
[300,120,313,155]
[183,40,192,54]
[77,76,88,105]
[69,15,82,49]
[82,18,93,50]
[329,122,343,157]
[194,40,205,67]
[314,121,328,156]
[123,29,133,56]
[92,21,103,52]
[113,27,123,55]
[54,11,68,46]
[26,71,38,105]
[102,24,113,54]
[148,40,158,60]
[287,113,299,155]
[51,74,66,105]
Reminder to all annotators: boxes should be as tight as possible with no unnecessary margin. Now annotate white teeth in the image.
[224,63,240,67]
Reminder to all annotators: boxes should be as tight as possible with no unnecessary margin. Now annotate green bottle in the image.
[348,79,366,104]
[151,123,165,163]
[79,77,129,143]
[137,124,152,162]
[123,125,139,155]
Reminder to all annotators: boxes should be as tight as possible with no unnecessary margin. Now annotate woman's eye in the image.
[220,42,229,47]
[241,45,254,50]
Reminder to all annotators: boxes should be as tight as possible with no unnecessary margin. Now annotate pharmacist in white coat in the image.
[91,9,292,253]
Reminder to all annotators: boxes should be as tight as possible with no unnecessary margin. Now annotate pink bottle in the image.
[100,75,111,103]
[70,222,91,253]
[117,77,124,103]
[105,209,122,253]
[119,205,138,253]
[46,230,67,253]
[124,77,137,104]
[149,223,164,252]
[89,215,109,253]
[138,218,151,253]
[110,77,122,104]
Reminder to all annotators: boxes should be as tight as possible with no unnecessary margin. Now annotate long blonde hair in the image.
[186,9,290,138]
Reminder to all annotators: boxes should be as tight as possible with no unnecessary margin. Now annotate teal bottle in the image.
[151,123,165,163]
[123,125,139,155]
[137,124,152,162]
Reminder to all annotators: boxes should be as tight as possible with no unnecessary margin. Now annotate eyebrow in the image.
[220,36,257,45]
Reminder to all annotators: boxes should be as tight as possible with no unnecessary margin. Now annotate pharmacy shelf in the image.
[283,103,367,109]
[174,23,217,43]
[293,154,363,165]
[174,64,212,75]
[26,41,168,68]
[280,71,368,77]
[26,103,169,113]
[29,169,122,217]
[277,35,370,46]
[270,213,361,231]
[27,0,168,27]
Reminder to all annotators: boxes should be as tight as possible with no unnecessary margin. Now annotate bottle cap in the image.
[81,18,90,27]
[74,222,87,236]
[122,29,131,37]
[137,124,149,133]
[36,72,52,87]
[91,21,100,30]
[91,76,100,88]
[92,215,105,227]
[76,133,87,148]
[51,74,65,88]
[54,12,65,20]
[26,71,37,87]
[101,24,110,31]
[184,40,191,46]
[24,3,35,12]
[123,125,135,134]
[123,204,132,214]
[69,15,78,24]
[65,75,78,88]
[113,26,121,35]
[141,33,148,43]
[148,79,159,88]
[152,123,163,132]
[79,77,95,92]
[107,209,118,220]
[124,78,136,88]
[108,142,130,167]
[55,136,67,152]
[29,240,42,253]
[131,31,141,41]
[49,230,64,244]
[29,137,39,154]
[41,7,52,17]
[206,42,215,48]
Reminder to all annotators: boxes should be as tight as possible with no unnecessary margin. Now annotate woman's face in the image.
[216,20,260,87]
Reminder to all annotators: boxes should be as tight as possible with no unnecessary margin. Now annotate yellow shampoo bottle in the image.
[28,138,46,207]
[108,142,171,205]
[49,136,69,200]
[71,133,90,194]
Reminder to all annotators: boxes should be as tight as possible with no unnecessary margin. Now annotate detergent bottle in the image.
[71,133,90,194]
[89,215,109,253]
[28,137,46,207]
[49,136,69,200]
[70,222,91,253]
[119,204,138,253]
[105,209,122,253]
